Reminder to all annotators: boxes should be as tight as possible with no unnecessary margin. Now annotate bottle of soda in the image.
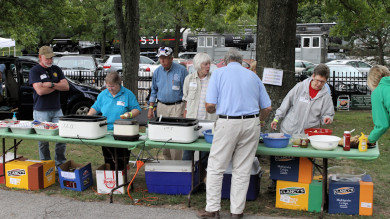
[343,131,351,151]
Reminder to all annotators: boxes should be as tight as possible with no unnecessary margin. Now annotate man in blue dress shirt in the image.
[148,47,188,160]
[197,48,272,218]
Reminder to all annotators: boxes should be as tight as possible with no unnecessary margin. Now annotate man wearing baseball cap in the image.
[29,46,70,167]
[148,47,188,160]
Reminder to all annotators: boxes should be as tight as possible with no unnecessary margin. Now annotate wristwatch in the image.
[50,82,54,88]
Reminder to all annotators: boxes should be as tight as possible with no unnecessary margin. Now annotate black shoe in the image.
[231,213,244,218]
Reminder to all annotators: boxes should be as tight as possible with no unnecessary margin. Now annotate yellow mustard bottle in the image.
[358,132,368,152]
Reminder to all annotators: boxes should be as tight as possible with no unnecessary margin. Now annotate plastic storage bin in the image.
[221,157,262,201]
[9,122,34,134]
[145,160,199,195]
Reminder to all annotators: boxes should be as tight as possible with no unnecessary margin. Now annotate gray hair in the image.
[105,72,122,85]
[193,53,211,72]
[224,48,243,64]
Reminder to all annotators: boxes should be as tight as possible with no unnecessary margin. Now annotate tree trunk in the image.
[376,33,385,65]
[100,18,107,57]
[174,24,181,58]
[257,0,298,132]
[114,0,140,93]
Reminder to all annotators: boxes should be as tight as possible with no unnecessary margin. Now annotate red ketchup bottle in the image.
[343,131,351,151]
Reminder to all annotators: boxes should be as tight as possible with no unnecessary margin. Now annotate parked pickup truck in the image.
[0,56,101,120]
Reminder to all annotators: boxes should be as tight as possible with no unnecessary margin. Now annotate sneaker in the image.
[196,210,220,219]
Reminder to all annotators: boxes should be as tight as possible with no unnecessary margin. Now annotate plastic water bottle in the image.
[12,112,17,121]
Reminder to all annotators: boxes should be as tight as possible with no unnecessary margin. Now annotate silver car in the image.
[57,55,101,84]
[326,59,372,76]
[102,54,157,74]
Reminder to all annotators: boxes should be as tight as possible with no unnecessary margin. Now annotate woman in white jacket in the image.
[271,64,334,134]
[182,52,217,166]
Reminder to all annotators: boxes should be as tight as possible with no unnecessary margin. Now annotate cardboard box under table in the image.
[0,152,24,184]
[276,179,323,212]
[145,160,199,195]
[328,174,374,216]
[270,156,313,184]
[221,157,262,201]
[5,159,55,190]
[96,164,128,194]
[58,160,93,191]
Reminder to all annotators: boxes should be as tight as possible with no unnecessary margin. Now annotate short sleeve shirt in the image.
[91,86,142,130]
[29,64,66,111]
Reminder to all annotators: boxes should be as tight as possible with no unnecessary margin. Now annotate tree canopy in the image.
[324,0,390,64]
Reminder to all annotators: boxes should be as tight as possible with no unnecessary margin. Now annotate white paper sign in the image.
[61,171,76,179]
[262,68,283,86]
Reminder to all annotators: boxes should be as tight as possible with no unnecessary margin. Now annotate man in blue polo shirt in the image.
[148,47,188,160]
[29,46,70,167]
[197,48,272,218]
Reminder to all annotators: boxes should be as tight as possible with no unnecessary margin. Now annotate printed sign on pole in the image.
[262,68,283,86]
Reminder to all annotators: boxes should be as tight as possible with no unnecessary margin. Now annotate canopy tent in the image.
[0,37,16,56]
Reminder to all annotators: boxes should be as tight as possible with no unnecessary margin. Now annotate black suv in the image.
[0,56,101,120]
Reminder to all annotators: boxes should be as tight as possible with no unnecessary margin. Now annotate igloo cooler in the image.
[148,117,200,143]
[59,115,108,139]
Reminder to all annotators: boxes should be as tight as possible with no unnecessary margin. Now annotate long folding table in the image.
[143,138,380,213]
[0,131,144,202]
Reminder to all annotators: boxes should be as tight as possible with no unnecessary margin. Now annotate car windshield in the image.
[140,56,155,64]
[58,57,95,70]
[112,56,122,63]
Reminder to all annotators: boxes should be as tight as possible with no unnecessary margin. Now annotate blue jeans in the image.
[33,110,66,167]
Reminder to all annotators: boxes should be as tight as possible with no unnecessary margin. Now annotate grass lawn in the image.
[1,110,389,218]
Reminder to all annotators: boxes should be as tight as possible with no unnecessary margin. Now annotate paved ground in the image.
[0,189,292,219]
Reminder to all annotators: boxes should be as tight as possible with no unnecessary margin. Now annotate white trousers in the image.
[205,117,260,214]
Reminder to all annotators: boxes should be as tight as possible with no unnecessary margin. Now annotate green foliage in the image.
[324,0,390,62]
[297,2,335,23]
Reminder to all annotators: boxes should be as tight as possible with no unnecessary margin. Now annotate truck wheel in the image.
[69,101,92,115]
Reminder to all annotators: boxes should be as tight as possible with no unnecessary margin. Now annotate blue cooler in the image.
[221,157,262,201]
[145,160,199,195]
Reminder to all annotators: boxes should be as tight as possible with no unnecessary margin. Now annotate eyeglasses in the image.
[312,78,326,84]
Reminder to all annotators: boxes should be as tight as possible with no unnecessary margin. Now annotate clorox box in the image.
[4,159,55,190]
[27,160,55,190]
[5,160,36,190]
[328,174,373,215]
[58,160,93,192]
[270,156,313,184]
[276,180,322,212]
[145,160,198,195]
[0,153,24,184]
